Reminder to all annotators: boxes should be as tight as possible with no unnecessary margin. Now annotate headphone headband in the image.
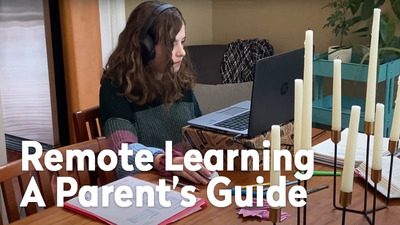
[139,4,175,39]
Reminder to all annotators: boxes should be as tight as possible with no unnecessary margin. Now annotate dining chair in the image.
[72,106,101,143]
[0,137,115,224]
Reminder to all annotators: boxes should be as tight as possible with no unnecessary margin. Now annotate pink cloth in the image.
[237,198,290,221]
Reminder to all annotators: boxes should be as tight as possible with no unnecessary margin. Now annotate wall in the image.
[59,0,103,142]
[124,0,384,53]
[212,0,369,54]
[125,0,213,45]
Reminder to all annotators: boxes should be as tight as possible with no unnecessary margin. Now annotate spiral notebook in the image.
[64,176,207,225]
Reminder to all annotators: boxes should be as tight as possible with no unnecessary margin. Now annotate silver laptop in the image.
[188,48,304,138]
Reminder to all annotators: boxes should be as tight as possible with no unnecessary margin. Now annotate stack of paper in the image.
[355,156,400,198]
[312,128,390,167]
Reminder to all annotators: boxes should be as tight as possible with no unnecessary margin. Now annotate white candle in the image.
[301,30,313,151]
[341,106,361,193]
[332,59,342,131]
[270,125,281,188]
[294,79,303,155]
[390,78,400,141]
[365,8,381,122]
[372,103,384,170]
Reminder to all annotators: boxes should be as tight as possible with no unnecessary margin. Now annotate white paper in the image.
[356,156,400,198]
[312,128,390,167]
[66,177,202,225]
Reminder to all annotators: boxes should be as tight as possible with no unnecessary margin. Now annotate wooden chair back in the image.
[0,137,115,224]
[72,106,101,143]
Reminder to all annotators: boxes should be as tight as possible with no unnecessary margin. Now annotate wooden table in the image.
[10,129,400,224]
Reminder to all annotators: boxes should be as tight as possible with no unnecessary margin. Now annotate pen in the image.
[262,180,298,192]
[307,184,329,194]
[165,179,200,192]
[294,171,341,176]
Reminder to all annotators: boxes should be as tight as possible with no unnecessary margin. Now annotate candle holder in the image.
[331,124,389,225]
[295,157,308,225]
[302,157,308,225]
[387,140,398,205]
[270,207,281,225]
[371,169,381,225]
[363,121,374,212]
[339,191,352,225]
[296,180,301,225]
[331,129,341,209]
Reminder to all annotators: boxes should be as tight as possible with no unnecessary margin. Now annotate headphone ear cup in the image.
[140,34,156,64]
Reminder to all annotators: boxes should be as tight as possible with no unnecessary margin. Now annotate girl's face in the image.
[151,24,186,78]
[171,24,186,73]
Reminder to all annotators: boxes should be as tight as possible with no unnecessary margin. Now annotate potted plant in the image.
[322,0,362,62]
[313,0,400,135]
[350,0,400,64]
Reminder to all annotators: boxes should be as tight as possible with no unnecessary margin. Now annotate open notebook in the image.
[355,156,400,198]
[65,176,207,225]
[312,128,390,167]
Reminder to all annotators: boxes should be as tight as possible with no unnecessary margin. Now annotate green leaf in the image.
[375,0,386,8]
[361,0,375,20]
[353,26,369,33]
[390,0,400,20]
[349,0,363,14]
[380,16,396,44]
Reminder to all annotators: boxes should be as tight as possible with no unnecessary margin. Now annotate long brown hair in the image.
[102,1,195,106]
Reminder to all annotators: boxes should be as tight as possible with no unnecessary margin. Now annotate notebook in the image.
[355,156,400,198]
[188,48,304,138]
[64,176,207,225]
[312,128,391,167]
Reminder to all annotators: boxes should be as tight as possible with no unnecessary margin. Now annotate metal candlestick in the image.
[387,140,398,205]
[331,130,341,209]
[331,123,388,224]
[297,180,301,225]
[371,168,382,225]
[270,207,281,225]
[339,191,352,225]
[363,121,374,212]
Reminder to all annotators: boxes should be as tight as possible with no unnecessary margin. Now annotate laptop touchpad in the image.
[218,107,247,116]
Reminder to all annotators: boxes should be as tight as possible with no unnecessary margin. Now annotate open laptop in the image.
[188,48,304,138]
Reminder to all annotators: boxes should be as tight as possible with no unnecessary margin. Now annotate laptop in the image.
[188,48,304,138]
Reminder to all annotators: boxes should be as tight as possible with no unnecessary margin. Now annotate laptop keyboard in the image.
[214,111,250,131]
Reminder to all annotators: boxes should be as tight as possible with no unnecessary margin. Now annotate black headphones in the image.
[139,4,175,64]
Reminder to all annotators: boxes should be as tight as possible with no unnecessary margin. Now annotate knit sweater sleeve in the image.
[99,79,139,152]
[99,79,182,178]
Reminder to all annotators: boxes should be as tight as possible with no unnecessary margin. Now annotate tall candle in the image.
[390,78,400,141]
[301,30,313,151]
[294,79,303,155]
[341,106,361,193]
[270,125,281,188]
[372,103,384,170]
[332,59,342,131]
[365,8,381,122]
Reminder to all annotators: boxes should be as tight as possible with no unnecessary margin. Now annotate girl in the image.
[100,1,211,184]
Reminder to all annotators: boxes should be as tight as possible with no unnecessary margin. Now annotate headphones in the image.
[139,4,175,64]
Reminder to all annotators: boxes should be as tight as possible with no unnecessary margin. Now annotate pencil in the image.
[165,179,200,192]
[294,171,341,176]
[307,184,329,194]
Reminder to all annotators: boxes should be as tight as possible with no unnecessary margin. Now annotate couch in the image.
[186,45,253,115]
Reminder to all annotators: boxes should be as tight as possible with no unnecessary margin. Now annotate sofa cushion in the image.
[186,45,226,85]
[193,82,253,115]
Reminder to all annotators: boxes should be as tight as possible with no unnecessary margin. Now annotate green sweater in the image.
[99,78,202,152]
